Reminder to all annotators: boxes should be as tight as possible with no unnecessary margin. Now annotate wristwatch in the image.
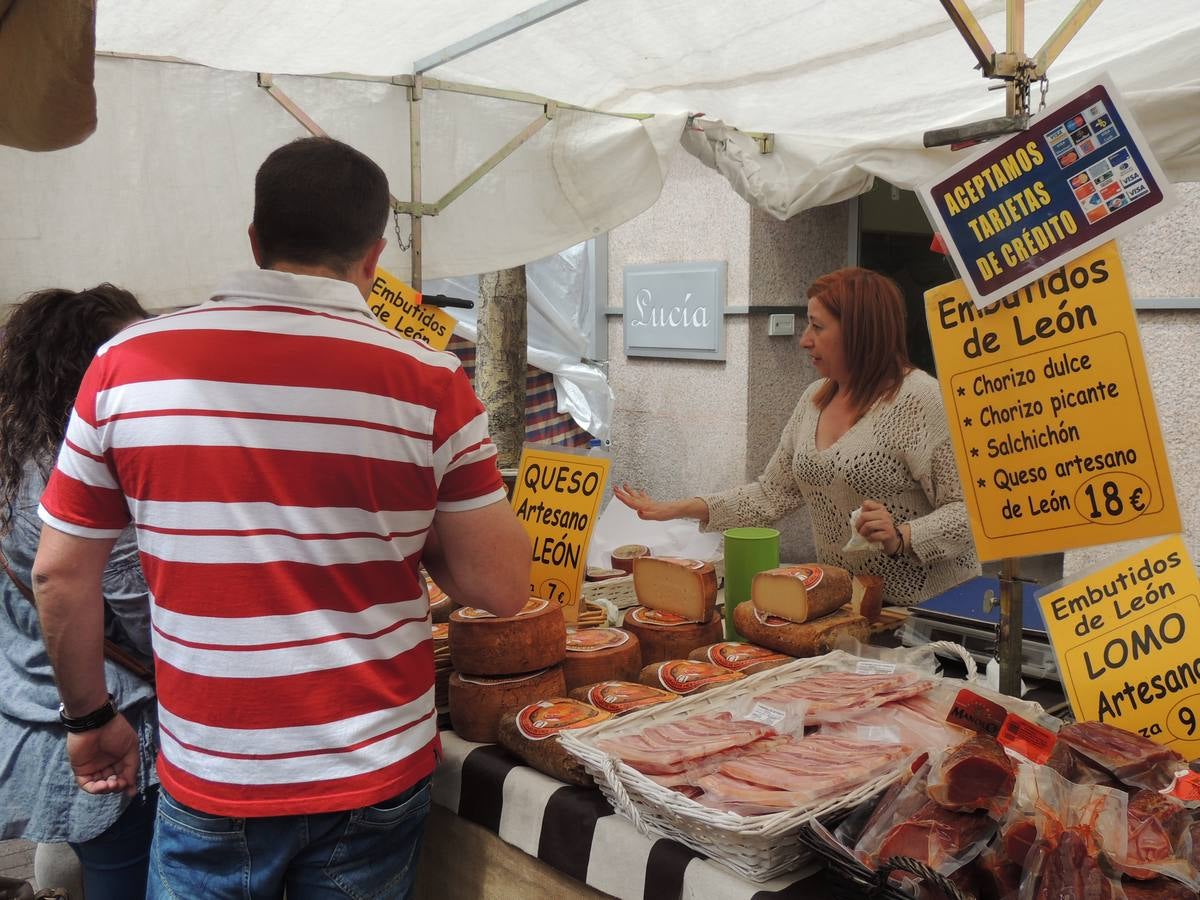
[59,695,118,733]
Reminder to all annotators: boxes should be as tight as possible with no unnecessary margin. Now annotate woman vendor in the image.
[616,267,980,606]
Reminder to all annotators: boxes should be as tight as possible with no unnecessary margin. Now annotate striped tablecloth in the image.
[433,730,827,900]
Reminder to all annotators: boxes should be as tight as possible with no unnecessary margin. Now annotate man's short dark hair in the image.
[253,137,390,273]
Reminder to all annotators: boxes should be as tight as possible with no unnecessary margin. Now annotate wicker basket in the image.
[560,649,965,882]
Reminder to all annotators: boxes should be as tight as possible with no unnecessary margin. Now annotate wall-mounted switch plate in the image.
[768,313,795,336]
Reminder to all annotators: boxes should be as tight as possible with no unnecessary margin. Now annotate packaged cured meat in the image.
[1118,789,1198,889]
[568,680,677,716]
[926,734,1016,817]
[755,668,937,722]
[1057,720,1185,791]
[1020,827,1124,899]
[497,698,613,786]
[1121,878,1198,899]
[854,762,996,875]
[593,711,778,775]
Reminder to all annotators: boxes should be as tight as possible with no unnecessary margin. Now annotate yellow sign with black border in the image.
[1039,536,1200,756]
[510,445,610,624]
[925,241,1179,560]
[368,268,455,350]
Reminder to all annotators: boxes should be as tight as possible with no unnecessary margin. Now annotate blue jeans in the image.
[147,778,431,900]
[68,787,159,900]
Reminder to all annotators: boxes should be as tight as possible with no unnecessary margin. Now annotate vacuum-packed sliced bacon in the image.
[756,670,935,719]
[594,711,776,774]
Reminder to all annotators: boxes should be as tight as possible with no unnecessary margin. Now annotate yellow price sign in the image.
[925,241,1179,560]
[368,268,456,350]
[510,445,610,624]
[1039,536,1200,755]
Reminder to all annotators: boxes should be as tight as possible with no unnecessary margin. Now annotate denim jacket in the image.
[0,460,157,842]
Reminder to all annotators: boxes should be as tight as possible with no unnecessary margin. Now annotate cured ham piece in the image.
[1121,878,1198,899]
[1057,721,1184,791]
[927,734,1016,814]
[1121,789,1192,882]
[756,670,935,719]
[873,800,994,870]
[1024,827,1122,899]
[593,712,775,774]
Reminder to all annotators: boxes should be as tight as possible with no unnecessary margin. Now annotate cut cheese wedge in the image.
[851,574,885,623]
[632,556,717,622]
[750,564,851,624]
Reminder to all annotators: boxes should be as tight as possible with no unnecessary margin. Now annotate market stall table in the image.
[414,730,829,900]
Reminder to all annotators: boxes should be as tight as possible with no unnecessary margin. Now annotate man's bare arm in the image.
[34,525,139,795]
[427,499,530,618]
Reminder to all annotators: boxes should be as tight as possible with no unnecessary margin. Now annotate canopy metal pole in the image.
[409,76,424,290]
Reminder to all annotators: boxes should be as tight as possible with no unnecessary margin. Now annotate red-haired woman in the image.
[616,267,980,606]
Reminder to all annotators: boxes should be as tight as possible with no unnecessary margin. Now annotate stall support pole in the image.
[997,558,1024,696]
[409,76,424,290]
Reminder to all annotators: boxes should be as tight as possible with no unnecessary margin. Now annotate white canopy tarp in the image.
[3,1,1197,304]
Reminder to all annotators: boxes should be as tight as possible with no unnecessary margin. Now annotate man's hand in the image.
[67,714,139,796]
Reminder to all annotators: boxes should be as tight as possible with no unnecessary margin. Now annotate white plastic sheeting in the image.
[426,241,615,442]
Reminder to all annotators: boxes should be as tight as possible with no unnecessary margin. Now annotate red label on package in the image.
[656,660,742,694]
[629,606,696,627]
[997,713,1058,764]
[946,688,1009,738]
[1166,770,1200,802]
[776,564,824,590]
[585,681,677,713]
[514,699,612,740]
[566,628,630,652]
[706,642,789,671]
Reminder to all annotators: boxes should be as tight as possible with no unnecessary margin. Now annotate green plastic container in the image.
[722,526,780,640]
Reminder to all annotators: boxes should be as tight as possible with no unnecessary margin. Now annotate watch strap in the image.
[59,694,118,733]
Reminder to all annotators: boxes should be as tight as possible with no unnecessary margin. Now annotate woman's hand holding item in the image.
[855,499,909,557]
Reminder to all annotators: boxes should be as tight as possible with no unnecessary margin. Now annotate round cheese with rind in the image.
[567,680,678,715]
[497,698,612,786]
[688,642,792,674]
[750,564,852,624]
[621,606,724,667]
[449,666,566,743]
[733,602,869,657]
[562,627,641,691]
[449,598,567,676]
[638,659,745,695]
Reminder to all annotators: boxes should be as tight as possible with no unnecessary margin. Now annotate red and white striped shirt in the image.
[40,270,505,817]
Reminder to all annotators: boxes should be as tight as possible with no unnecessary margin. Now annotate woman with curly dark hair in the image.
[0,285,159,899]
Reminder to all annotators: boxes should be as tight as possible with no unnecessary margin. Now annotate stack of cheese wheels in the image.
[733,564,883,657]
[423,571,454,624]
[623,556,723,666]
[448,598,567,743]
[567,680,678,716]
[497,698,613,786]
[561,627,641,691]
[433,622,453,718]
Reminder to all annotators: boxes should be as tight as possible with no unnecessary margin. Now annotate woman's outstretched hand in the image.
[614,485,709,524]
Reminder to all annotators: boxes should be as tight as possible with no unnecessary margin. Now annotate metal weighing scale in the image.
[899,575,1060,682]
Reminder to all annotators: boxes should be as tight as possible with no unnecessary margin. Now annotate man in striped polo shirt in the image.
[33,137,531,898]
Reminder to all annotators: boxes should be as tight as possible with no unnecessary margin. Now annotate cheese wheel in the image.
[851,574,885,623]
[632,557,717,622]
[621,606,725,667]
[568,680,678,715]
[639,659,745,695]
[448,666,567,743]
[585,567,627,582]
[497,698,613,786]
[733,603,869,657]
[449,598,567,676]
[432,621,449,654]
[610,544,651,573]
[688,642,792,674]
[562,628,642,691]
[750,564,852,624]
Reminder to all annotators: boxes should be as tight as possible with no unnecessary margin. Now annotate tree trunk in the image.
[476,266,528,469]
